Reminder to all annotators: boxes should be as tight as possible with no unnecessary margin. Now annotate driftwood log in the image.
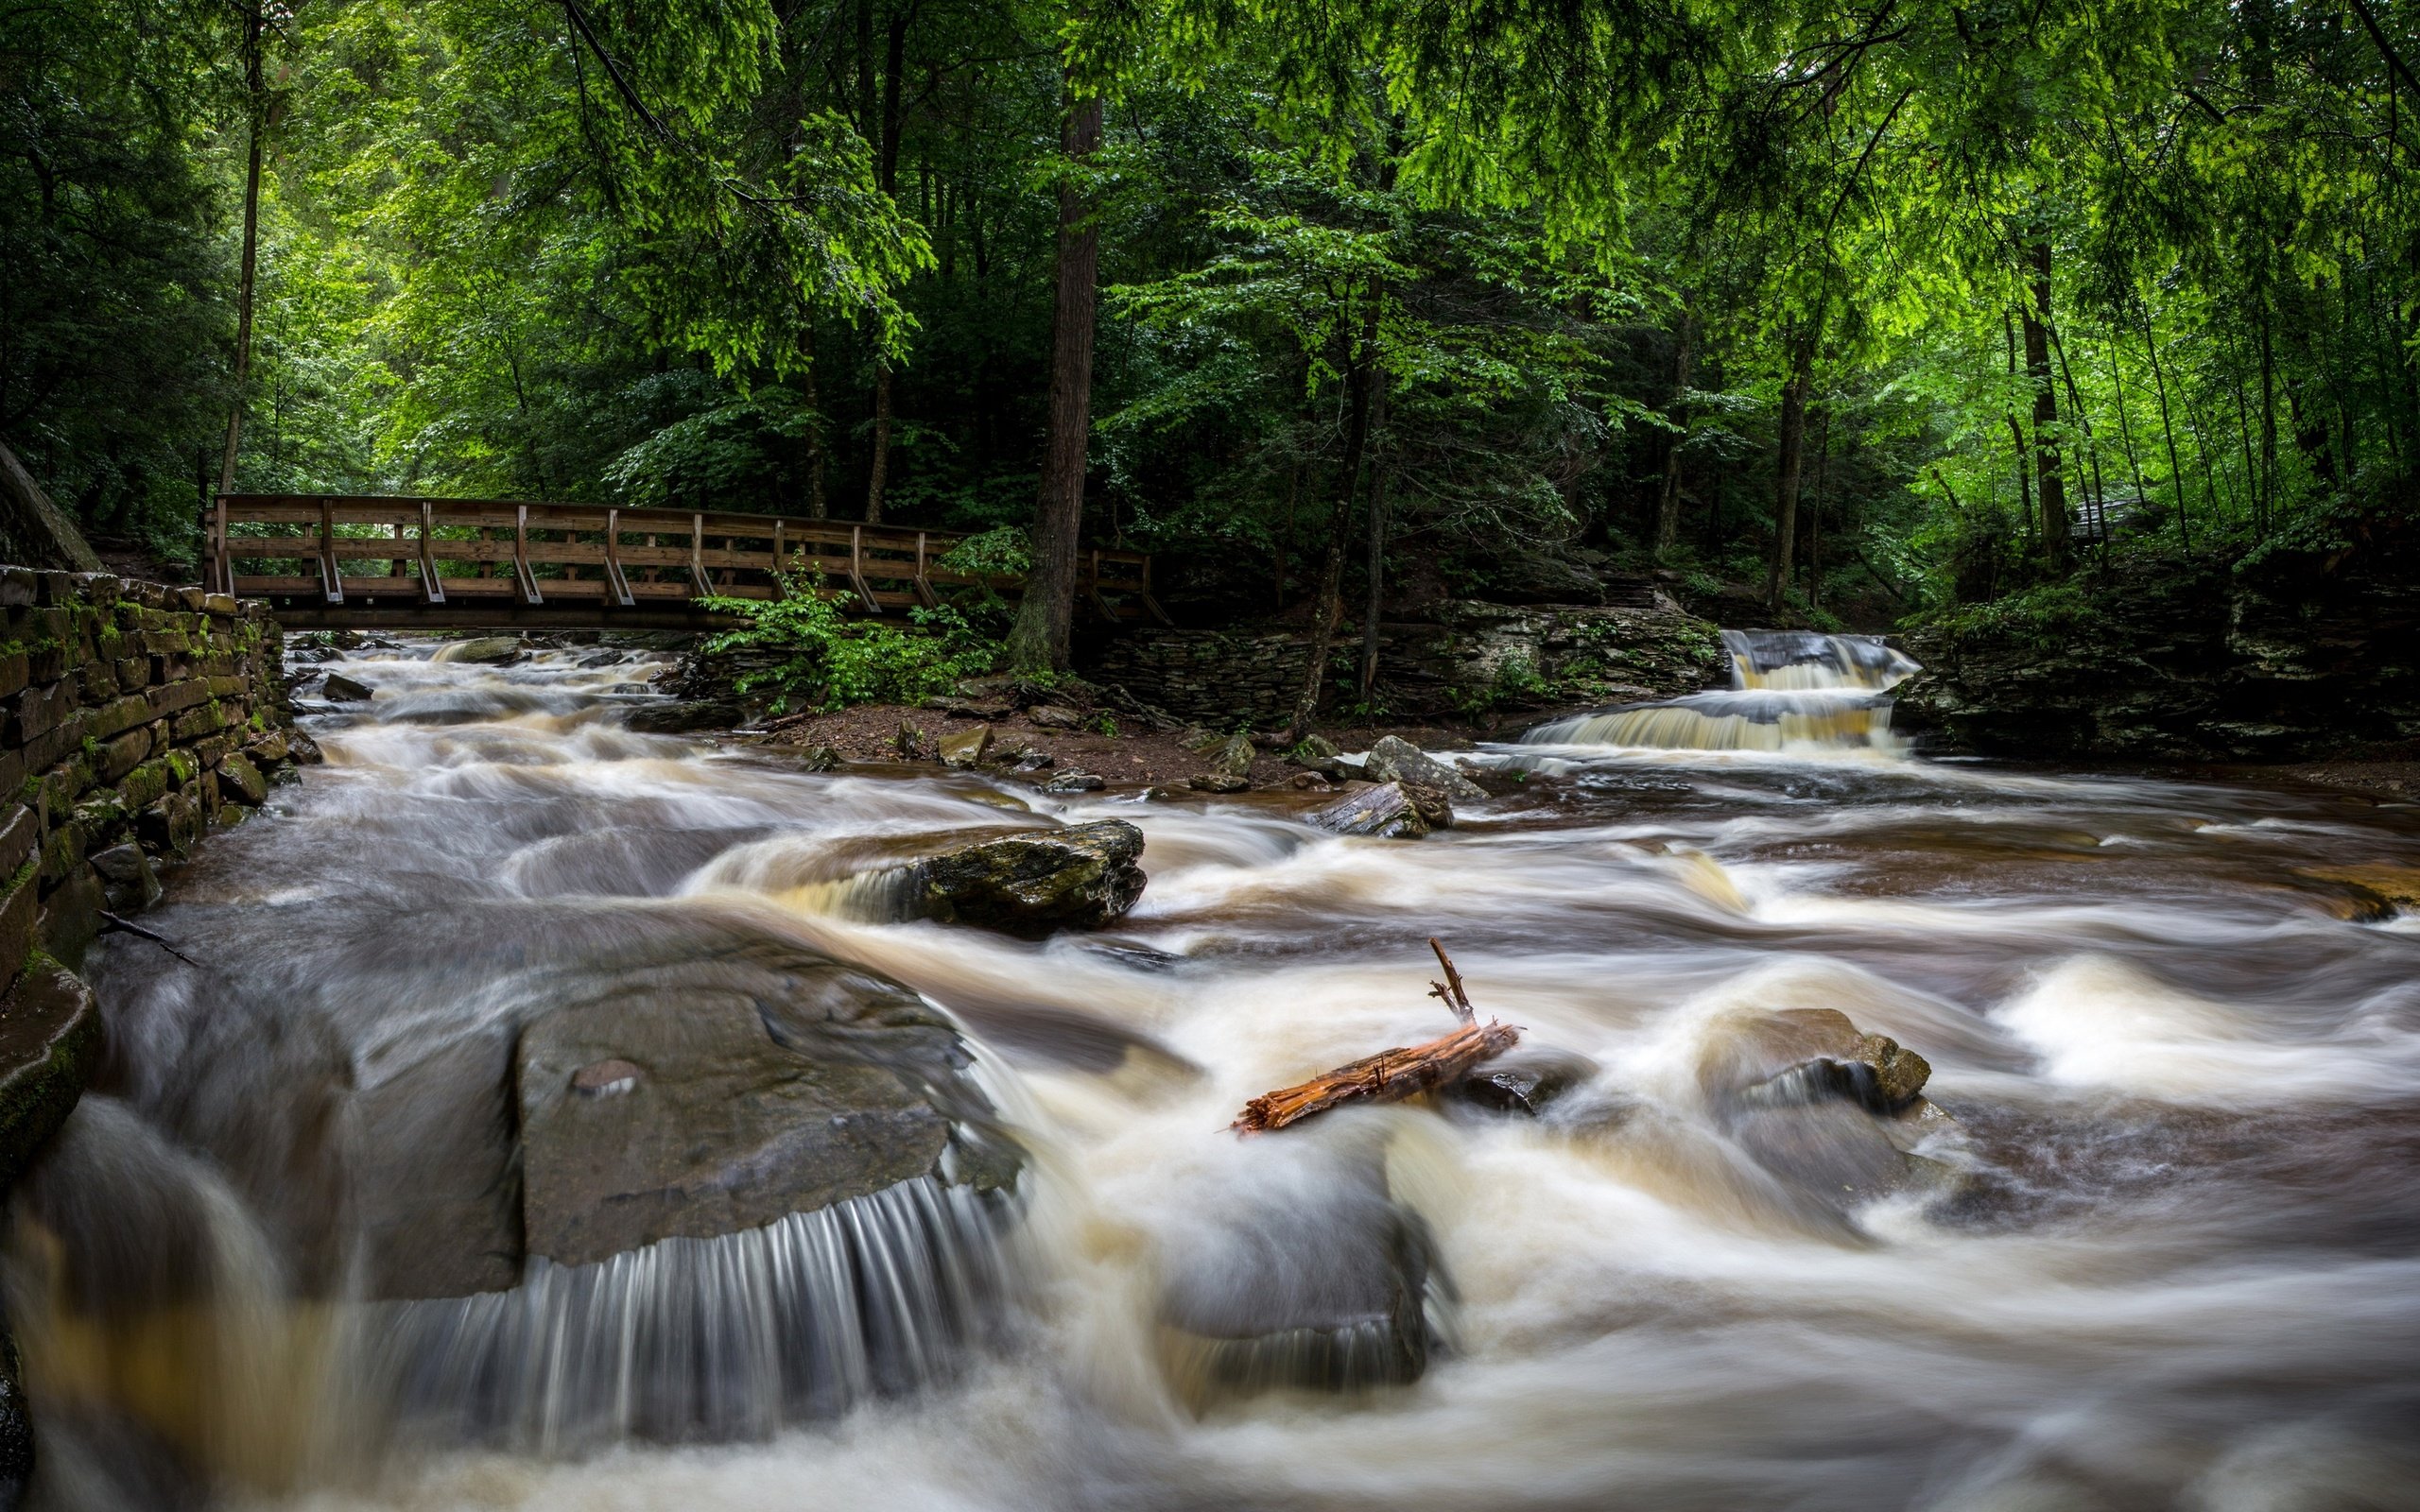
[1232,940,1521,1134]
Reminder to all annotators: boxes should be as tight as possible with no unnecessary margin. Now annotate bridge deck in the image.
[209,494,1167,631]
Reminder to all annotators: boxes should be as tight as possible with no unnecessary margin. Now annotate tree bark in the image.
[1004,87,1103,673]
[216,5,267,499]
[1653,307,1695,561]
[1357,369,1391,702]
[2137,299,2189,549]
[2020,242,2067,565]
[1763,325,1814,609]
[1288,296,1379,742]
[863,9,908,525]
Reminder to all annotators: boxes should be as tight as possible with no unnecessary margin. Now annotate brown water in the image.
[10,637,2420,1511]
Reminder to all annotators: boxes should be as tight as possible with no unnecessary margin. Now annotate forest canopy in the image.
[6,0,2417,643]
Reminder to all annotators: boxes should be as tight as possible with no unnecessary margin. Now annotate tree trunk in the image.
[1653,307,1695,561]
[216,5,267,499]
[1357,368,1391,702]
[2137,299,2188,549]
[1004,87,1104,674]
[1763,326,1814,609]
[863,10,908,525]
[2020,242,2067,565]
[1288,297,1379,742]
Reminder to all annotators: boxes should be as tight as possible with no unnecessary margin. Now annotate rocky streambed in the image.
[5,636,2418,1510]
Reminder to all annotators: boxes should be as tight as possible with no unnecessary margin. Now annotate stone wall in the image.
[1896,551,2420,761]
[0,567,306,1194]
[1082,600,1727,727]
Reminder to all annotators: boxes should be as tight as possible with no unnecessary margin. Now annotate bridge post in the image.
[511,505,543,604]
[317,499,343,605]
[602,508,634,607]
[416,501,445,605]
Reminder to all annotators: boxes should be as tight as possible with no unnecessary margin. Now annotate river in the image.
[9,633,2420,1510]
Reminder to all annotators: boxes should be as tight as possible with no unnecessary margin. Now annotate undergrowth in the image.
[700,576,999,713]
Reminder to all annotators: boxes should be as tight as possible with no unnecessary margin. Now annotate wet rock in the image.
[517,988,959,1266]
[1362,736,1487,802]
[906,820,1147,936]
[939,725,993,768]
[0,959,102,1185]
[320,672,374,702]
[216,753,268,808]
[1028,704,1086,730]
[1289,733,1342,764]
[1045,770,1105,793]
[503,825,778,898]
[1155,1146,1447,1406]
[435,635,526,665]
[349,1024,526,1298]
[576,650,624,669]
[1306,781,1452,839]
[285,730,324,765]
[89,843,163,913]
[1694,1008,1955,1215]
[0,1329,28,1509]
[1188,772,1250,794]
[1445,1044,1599,1117]
[136,793,201,857]
[623,698,741,733]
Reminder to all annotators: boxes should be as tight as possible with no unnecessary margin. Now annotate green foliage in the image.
[698,584,996,713]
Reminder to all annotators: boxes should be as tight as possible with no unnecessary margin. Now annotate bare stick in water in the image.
[1233,940,1518,1134]
[98,911,204,969]
[1427,936,1474,1022]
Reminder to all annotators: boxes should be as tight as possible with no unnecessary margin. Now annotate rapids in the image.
[9,635,2420,1510]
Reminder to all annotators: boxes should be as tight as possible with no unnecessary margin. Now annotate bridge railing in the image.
[208,494,1168,627]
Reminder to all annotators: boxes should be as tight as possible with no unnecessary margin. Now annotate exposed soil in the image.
[744,701,1489,790]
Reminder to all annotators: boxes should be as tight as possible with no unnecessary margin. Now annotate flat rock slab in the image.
[516,988,952,1268]
[0,959,101,1185]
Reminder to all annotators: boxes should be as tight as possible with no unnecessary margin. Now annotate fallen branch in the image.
[1233,941,1518,1134]
[98,911,203,969]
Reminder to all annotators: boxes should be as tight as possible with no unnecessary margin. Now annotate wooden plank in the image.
[512,506,543,605]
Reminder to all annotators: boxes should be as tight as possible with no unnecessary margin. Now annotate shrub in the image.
[699,580,998,713]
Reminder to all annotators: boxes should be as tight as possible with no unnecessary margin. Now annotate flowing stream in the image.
[9,632,2420,1510]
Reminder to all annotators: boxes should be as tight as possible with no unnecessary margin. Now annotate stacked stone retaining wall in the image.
[0,567,305,1193]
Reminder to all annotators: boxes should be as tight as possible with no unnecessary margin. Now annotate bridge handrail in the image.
[208,492,1168,628]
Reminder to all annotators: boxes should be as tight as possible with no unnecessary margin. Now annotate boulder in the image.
[908,820,1147,936]
[0,960,102,1186]
[1155,1146,1446,1406]
[320,672,374,702]
[1188,772,1249,794]
[1028,704,1086,730]
[1210,730,1256,778]
[1362,736,1486,802]
[433,635,527,665]
[624,698,741,733]
[1444,1044,1599,1117]
[89,843,163,913]
[1693,1008,1954,1215]
[216,753,268,807]
[1306,781,1451,839]
[1045,770,1105,793]
[516,986,957,1266]
[939,725,993,768]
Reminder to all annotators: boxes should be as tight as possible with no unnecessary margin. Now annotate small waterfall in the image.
[372,1177,1017,1452]
[1523,629,1919,752]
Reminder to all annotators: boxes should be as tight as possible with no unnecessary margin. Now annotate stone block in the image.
[36,821,85,889]
[86,692,154,743]
[0,805,35,884]
[0,651,26,703]
[0,569,36,609]
[137,792,201,857]
[9,680,74,744]
[36,866,103,965]
[113,657,148,693]
[147,679,212,717]
[216,752,268,807]
[95,727,151,785]
[202,593,238,616]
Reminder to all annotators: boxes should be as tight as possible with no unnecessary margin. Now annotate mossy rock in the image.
[0,956,101,1190]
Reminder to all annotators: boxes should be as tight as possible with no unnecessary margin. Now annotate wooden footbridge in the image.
[207,494,1167,631]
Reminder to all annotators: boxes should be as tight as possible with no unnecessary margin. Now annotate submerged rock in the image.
[320,672,373,702]
[1155,1146,1447,1407]
[1363,736,1487,802]
[1306,781,1452,839]
[1445,1043,1599,1116]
